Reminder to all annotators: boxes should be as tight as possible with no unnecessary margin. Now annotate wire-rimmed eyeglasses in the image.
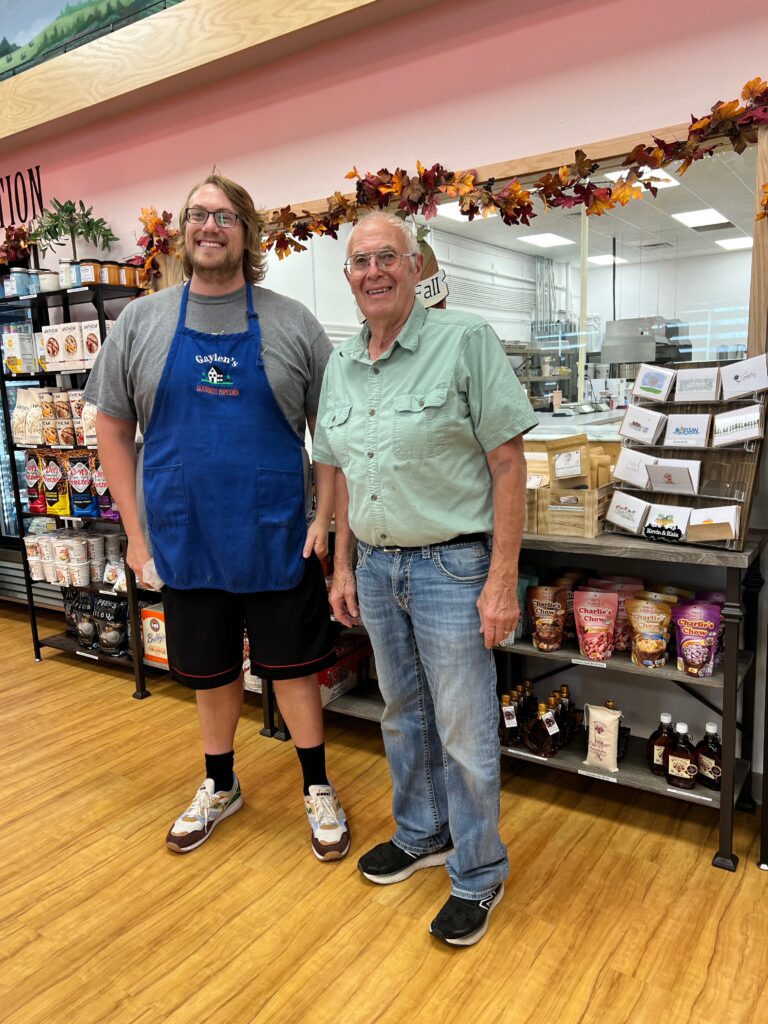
[344,249,417,277]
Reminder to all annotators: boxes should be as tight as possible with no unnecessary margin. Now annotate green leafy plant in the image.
[31,198,119,260]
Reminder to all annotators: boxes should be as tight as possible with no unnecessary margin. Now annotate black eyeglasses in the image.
[185,207,240,229]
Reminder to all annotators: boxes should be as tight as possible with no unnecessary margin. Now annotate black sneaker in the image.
[358,839,453,885]
[429,884,504,946]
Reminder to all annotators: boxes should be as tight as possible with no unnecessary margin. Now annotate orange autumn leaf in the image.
[610,179,644,206]
[558,165,570,185]
[742,77,768,101]
[586,190,614,216]
[711,99,746,122]
[690,116,711,133]
[378,171,405,196]
[345,166,361,180]
[416,160,427,176]
[439,169,476,197]
[757,183,768,221]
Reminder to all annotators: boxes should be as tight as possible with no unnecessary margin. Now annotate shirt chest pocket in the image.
[392,385,448,461]
[321,404,352,466]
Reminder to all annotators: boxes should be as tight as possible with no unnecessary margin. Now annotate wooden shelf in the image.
[325,687,747,810]
[501,734,749,811]
[40,630,134,670]
[501,641,754,692]
[520,531,765,569]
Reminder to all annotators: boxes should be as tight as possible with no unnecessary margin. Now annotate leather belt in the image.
[376,532,489,553]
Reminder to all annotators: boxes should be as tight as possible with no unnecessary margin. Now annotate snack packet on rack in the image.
[24,449,47,515]
[40,452,70,516]
[626,599,672,669]
[527,586,567,652]
[573,590,618,661]
[671,602,721,677]
[62,449,100,517]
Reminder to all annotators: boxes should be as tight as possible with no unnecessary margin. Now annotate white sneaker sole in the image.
[430,883,504,947]
[361,846,453,885]
[166,794,244,854]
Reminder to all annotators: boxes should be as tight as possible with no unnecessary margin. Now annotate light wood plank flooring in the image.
[1,601,767,1024]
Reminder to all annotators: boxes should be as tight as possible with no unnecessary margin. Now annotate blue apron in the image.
[142,282,306,592]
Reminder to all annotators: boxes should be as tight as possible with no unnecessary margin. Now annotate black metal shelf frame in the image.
[0,283,150,699]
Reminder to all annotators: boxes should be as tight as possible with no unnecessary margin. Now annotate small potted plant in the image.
[30,198,119,259]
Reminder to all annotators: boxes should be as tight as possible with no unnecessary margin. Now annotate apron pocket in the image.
[144,464,189,527]
[258,468,304,527]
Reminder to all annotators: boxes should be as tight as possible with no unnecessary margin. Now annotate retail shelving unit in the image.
[0,282,151,699]
[310,532,765,872]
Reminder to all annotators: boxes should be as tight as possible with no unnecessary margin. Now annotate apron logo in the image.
[196,362,240,397]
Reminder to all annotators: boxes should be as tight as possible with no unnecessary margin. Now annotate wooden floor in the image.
[2,601,768,1024]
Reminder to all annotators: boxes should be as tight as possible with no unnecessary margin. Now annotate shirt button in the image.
[373,367,380,375]
[367,451,374,458]
[419,399,425,407]
[380,533,388,539]
[371,494,378,501]
[369,409,376,416]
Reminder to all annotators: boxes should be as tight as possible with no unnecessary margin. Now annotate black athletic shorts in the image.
[161,554,338,689]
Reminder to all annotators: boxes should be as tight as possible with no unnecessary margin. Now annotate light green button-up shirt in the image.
[312,301,539,546]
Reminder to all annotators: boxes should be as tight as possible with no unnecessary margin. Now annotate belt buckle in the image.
[380,544,402,553]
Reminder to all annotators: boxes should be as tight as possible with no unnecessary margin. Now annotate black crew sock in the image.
[205,751,234,793]
[296,743,328,795]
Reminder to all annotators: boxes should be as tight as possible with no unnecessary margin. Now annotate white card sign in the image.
[647,458,701,495]
[663,414,711,448]
[720,355,768,400]
[712,404,763,447]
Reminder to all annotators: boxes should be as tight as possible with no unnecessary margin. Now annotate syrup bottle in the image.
[521,680,538,726]
[547,696,563,749]
[647,712,674,776]
[695,722,722,791]
[664,722,698,790]
[605,700,631,761]
[522,701,559,758]
[499,694,518,747]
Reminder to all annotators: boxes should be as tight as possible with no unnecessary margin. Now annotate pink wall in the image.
[2,0,767,260]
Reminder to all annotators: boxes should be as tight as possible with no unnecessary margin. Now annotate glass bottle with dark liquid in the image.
[499,694,519,747]
[521,679,538,727]
[664,722,698,790]
[695,722,722,791]
[522,701,559,758]
[647,712,674,776]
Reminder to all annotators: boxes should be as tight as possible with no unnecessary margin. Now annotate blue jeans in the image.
[355,538,508,899]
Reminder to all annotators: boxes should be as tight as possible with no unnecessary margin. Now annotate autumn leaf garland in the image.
[263,76,768,259]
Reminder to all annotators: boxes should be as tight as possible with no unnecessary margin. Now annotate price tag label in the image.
[578,769,617,783]
[515,749,549,761]
[542,711,560,735]
[502,706,517,728]
[572,658,606,669]
[76,650,98,660]
[666,787,713,802]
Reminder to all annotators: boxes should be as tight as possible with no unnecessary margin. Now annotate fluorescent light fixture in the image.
[517,233,575,248]
[671,208,729,228]
[588,254,628,266]
[436,202,496,221]
[604,168,679,189]
[715,237,753,251]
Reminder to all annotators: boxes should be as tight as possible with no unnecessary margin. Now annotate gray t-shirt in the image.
[84,283,332,547]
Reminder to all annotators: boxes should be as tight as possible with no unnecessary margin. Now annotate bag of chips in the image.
[527,586,567,652]
[92,455,120,521]
[93,595,129,657]
[626,598,672,669]
[62,449,100,517]
[75,592,98,649]
[40,452,70,516]
[574,590,618,661]
[24,449,47,515]
[671,602,721,677]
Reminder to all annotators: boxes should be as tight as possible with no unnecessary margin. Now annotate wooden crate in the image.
[537,484,614,539]
[525,488,538,534]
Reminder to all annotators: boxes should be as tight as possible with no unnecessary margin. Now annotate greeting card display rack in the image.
[607,361,765,551]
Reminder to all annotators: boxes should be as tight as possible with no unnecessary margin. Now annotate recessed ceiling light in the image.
[587,254,628,266]
[604,168,679,189]
[715,237,753,251]
[671,208,729,228]
[516,233,575,248]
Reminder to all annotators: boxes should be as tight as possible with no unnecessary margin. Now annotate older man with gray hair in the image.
[312,211,538,946]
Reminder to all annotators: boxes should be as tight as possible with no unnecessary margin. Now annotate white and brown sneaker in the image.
[304,784,350,861]
[165,775,243,853]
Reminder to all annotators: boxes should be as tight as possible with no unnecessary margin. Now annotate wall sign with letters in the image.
[0,165,44,227]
